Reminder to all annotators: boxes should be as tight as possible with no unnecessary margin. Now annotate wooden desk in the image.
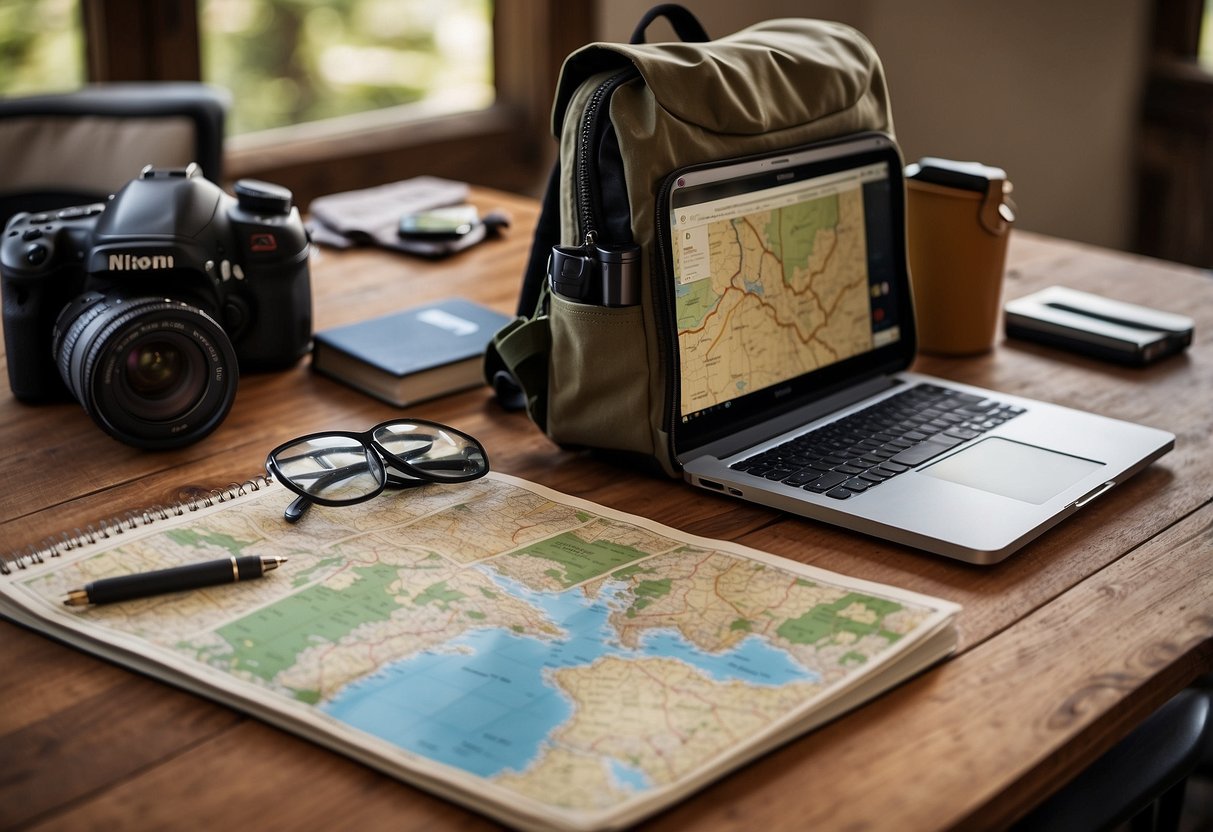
[1,188,1210,831]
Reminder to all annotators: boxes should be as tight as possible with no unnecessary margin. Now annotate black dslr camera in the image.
[0,165,312,449]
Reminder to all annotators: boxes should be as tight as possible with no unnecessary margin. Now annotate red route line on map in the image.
[679,212,867,364]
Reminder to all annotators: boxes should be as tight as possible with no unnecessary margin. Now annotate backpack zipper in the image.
[574,68,638,244]
[574,66,681,470]
[652,174,681,468]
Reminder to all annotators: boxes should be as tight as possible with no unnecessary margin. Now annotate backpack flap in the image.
[553,19,890,140]
[554,18,893,259]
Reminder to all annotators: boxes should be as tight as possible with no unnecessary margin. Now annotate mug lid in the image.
[907,157,1015,235]
[906,157,1006,192]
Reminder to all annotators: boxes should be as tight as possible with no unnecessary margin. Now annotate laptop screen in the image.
[666,134,915,452]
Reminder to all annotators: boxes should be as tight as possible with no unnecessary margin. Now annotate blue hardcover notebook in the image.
[312,298,511,406]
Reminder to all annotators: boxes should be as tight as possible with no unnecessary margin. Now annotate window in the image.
[4,0,590,205]
[199,0,494,137]
[0,0,84,96]
[1201,0,1213,66]
[1137,0,1213,268]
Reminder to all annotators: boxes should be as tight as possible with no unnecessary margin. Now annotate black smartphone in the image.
[397,205,479,240]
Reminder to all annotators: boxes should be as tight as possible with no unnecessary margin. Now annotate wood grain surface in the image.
[1,188,1210,831]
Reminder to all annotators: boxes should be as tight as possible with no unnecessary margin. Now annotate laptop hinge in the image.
[677,375,904,465]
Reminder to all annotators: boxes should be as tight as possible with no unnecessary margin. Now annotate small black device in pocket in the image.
[547,240,640,306]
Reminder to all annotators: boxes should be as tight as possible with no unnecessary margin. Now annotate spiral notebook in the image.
[1,473,960,832]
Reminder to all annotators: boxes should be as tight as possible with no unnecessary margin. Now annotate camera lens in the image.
[127,341,185,395]
[53,294,239,449]
[118,335,206,419]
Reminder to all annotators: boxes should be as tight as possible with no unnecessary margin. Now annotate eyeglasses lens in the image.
[272,436,385,502]
[373,421,487,481]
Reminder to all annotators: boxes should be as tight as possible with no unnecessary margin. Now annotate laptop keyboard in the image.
[728,383,1025,500]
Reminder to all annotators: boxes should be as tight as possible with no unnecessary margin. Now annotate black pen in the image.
[64,555,287,606]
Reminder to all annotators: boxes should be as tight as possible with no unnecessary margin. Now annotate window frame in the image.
[1136,0,1213,267]
[79,0,592,204]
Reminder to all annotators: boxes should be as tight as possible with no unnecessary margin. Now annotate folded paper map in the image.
[0,473,959,831]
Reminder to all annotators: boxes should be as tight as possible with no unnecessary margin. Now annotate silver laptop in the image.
[663,133,1173,564]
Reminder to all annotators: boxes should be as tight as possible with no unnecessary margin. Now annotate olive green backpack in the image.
[486,5,893,476]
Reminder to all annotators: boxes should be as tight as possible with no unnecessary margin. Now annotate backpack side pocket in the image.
[547,293,653,457]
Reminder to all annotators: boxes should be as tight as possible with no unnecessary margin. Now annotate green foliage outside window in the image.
[1202,4,1213,68]
[201,0,494,135]
[0,0,493,137]
[0,0,83,96]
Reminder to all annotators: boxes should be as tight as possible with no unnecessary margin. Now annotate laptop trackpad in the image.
[920,437,1105,505]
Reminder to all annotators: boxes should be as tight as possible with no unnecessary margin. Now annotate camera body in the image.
[1,165,312,448]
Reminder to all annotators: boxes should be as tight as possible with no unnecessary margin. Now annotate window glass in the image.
[200,0,494,136]
[0,0,84,96]
[1202,2,1213,67]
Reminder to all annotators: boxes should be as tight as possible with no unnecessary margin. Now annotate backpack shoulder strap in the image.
[516,165,560,317]
[483,295,552,422]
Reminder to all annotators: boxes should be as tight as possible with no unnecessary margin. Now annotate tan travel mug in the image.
[906,159,1016,355]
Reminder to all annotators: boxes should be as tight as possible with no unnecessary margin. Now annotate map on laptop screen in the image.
[670,160,901,423]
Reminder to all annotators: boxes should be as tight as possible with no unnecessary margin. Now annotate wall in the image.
[596,0,1151,251]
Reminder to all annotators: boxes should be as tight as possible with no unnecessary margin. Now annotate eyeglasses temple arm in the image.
[284,494,311,524]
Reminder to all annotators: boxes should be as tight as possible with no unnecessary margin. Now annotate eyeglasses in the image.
[265,419,489,523]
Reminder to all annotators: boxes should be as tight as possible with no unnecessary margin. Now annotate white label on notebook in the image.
[417,308,478,337]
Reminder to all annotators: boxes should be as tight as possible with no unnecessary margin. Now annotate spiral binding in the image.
[0,475,272,576]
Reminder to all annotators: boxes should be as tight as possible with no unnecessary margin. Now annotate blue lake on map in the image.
[321,571,817,786]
